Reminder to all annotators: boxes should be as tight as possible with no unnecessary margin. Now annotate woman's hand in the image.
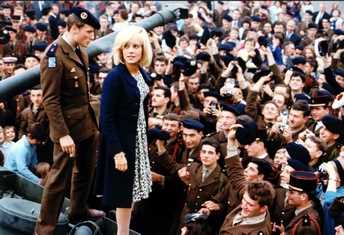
[114,152,128,172]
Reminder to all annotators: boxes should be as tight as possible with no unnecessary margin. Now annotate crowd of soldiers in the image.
[1,1,344,235]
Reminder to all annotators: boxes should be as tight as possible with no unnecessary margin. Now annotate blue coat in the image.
[97,63,151,208]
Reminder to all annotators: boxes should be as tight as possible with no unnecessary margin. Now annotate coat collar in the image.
[58,36,88,69]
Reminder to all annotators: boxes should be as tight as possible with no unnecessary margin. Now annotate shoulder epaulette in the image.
[46,43,58,57]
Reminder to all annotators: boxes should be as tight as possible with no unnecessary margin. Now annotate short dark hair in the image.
[154,86,171,99]
[246,181,275,208]
[28,123,46,142]
[292,100,310,117]
[154,54,168,65]
[201,139,220,154]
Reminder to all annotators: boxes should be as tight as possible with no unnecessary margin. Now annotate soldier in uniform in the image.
[34,7,104,235]
[273,171,322,235]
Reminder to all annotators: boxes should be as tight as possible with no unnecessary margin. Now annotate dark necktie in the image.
[75,47,84,65]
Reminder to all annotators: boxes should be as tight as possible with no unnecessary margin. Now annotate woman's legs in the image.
[116,207,132,235]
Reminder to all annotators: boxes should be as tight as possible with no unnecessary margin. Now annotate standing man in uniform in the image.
[35,7,103,235]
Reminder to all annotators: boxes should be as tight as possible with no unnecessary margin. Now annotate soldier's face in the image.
[182,128,202,150]
[75,24,95,47]
[240,192,266,217]
[200,144,219,168]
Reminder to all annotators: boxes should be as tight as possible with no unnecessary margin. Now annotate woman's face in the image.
[122,41,143,65]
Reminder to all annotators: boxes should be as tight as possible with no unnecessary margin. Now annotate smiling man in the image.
[35,7,103,235]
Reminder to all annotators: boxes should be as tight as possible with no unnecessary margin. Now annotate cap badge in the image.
[80,12,88,20]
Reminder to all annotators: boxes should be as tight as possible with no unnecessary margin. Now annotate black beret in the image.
[173,56,197,77]
[210,27,224,38]
[309,89,334,107]
[295,44,304,51]
[70,7,100,30]
[25,9,36,20]
[258,36,270,47]
[335,68,344,77]
[42,6,51,16]
[294,93,311,103]
[23,24,36,33]
[307,23,318,29]
[292,56,306,65]
[204,89,219,99]
[4,26,17,33]
[57,19,67,28]
[321,115,344,136]
[32,41,48,52]
[287,159,312,172]
[147,128,170,144]
[221,103,239,116]
[182,118,204,131]
[235,120,258,145]
[305,10,313,15]
[251,15,261,22]
[35,23,48,32]
[0,29,9,44]
[334,29,344,36]
[223,14,233,22]
[11,15,21,21]
[288,171,317,192]
[219,42,236,52]
[196,51,211,62]
[285,142,311,166]
[163,30,176,49]
[252,68,272,83]
[60,9,70,16]
[242,157,273,177]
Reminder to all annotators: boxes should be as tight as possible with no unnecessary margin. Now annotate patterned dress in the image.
[132,72,152,202]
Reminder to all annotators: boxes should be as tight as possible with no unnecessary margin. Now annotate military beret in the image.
[223,14,233,22]
[11,15,21,21]
[285,142,311,166]
[258,36,270,47]
[235,120,258,145]
[57,19,67,28]
[163,30,176,49]
[221,103,239,116]
[294,93,311,103]
[70,7,100,30]
[335,68,344,77]
[182,118,204,131]
[242,157,273,177]
[204,89,220,99]
[332,92,344,109]
[173,56,188,69]
[321,115,344,136]
[334,29,344,36]
[252,68,272,83]
[25,9,36,20]
[292,56,306,65]
[307,23,318,29]
[210,27,224,38]
[35,23,48,32]
[32,41,48,52]
[287,159,312,172]
[23,24,36,33]
[305,10,313,15]
[251,15,261,22]
[309,89,334,107]
[60,9,70,16]
[295,44,304,51]
[196,51,211,62]
[173,57,197,77]
[289,34,302,45]
[0,30,10,44]
[219,42,236,52]
[288,171,317,192]
[222,54,236,67]
[4,26,17,33]
[2,56,18,64]
[147,128,170,144]
[42,6,51,16]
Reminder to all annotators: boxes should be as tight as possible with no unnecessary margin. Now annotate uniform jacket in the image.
[18,104,49,138]
[284,206,321,235]
[97,63,151,208]
[220,205,272,235]
[40,37,98,143]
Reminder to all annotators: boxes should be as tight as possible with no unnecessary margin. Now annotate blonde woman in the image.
[97,25,153,235]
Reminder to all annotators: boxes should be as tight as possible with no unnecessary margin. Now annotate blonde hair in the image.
[112,25,153,67]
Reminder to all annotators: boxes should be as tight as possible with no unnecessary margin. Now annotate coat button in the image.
[196,195,200,199]
[199,188,202,192]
